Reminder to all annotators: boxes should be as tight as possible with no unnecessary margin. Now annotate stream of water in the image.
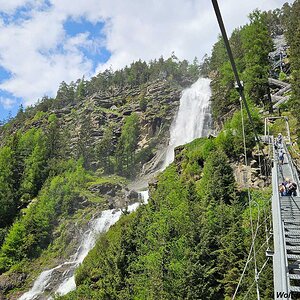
[19,77,211,299]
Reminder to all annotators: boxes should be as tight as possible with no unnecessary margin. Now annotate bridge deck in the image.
[272,141,300,299]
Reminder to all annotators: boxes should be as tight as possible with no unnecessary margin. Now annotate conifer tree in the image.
[284,0,300,141]
[241,10,273,109]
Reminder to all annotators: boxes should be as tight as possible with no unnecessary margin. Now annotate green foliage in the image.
[284,0,300,142]
[76,113,94,169]
[0,161,89,272]
[278,71,288,82]
[46,113,62,160]
[0,127,54,229]
[59,137,272,300]
[209,9,274,124]
[215,107,263,158]
[0,146,16,228]
[116,113,140,177]
[75,78,86,101]
[55,81,75,107]
[20,130,48,203]
[196,150,235,204]
[32,111,46,122]
[95,125,115,174]
[209,33,242,122]
[241,10,273,108]
[139,96,147,112]
[87,55,200,96]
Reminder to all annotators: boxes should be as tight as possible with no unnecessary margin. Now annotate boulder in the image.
[0,272,27,294]
[89,183,122,196]
[128,190,139,200]
[250,160,259,168]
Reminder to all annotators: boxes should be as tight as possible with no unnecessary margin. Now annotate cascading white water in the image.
[19,78,211,300]
[19,202,146,300]
[163,77,211,168]
[138,190,149,204]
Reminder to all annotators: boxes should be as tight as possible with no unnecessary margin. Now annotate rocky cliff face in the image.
[0,78,187,299]
[0,79,183,175]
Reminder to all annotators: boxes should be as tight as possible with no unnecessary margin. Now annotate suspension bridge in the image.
[271,138,300,298]
[210,0,300,298]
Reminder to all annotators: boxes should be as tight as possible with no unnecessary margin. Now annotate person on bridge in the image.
[278,149,285,164]
[283,177,291,187]
[274,138,279,151]
[279,183,286,196]
[278,133,283,145]
[286,181,297,196]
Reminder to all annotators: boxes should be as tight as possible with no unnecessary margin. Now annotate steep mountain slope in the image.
[0,58,201,299]
[0,1,300,299]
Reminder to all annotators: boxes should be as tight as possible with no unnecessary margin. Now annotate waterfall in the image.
[138,190,149,204]
[163,77,211,168]
[19,202,146,300]
[18,78,211,300]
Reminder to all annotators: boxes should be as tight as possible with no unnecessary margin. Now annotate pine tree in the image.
[241,10,273,109]
[284,0,300,142]
[0,147,16,227]
[116,113,140,177]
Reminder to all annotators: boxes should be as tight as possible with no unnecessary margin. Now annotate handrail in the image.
[284,143,300,188]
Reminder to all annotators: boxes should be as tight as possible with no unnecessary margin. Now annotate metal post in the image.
[264,117,268,140]
[285,117,291,145]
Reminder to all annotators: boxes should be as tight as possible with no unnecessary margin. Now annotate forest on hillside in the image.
[0,56,201,267]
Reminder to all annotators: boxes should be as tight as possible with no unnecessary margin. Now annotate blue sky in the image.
[0,2,111,121]
[0,0,292,122]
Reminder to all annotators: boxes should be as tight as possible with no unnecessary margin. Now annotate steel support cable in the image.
[247,235,272,269]
[211,0,268,176]
[242,279,256,300]
[232,210,261,300]
[242,258,270,300]
[251,214,271,235]
[252,234,272,260]
[231,98,266,300]
[263,203,270,249]
[210,3,271,298]
[240,97,260,299]
[231,109,272,300]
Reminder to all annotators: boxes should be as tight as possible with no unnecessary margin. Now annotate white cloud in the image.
[0,0,294,107]
[0,0,46,14]
[0,97,16,109]
[0,6,93,105]
[97,0,293,71]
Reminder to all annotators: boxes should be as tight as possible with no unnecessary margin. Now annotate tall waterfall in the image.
[163,77,211,167]
[18,78,211,300]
